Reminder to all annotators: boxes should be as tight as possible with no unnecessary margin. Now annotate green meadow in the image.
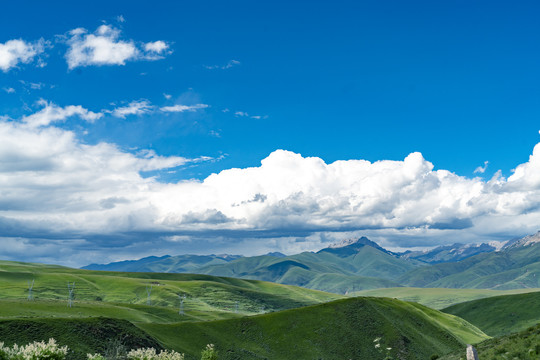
[352,287,540,309]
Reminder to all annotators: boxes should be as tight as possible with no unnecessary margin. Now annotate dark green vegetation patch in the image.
[0,317,162,360]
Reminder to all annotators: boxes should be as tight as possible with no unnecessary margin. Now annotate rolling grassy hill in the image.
[442,291,540,336]
[352,287,540,309]
[139,297,489,360]
[88,238,421,293]
[441,323,540,360]
[0,260,342,321]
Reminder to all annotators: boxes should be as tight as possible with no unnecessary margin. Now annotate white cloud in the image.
[21,100,103,127]
[116,15,126,23]
[3,87,15,94]
[160,103,209,113]
[163,93,172,100]
[6,105,540,264]
[204,60,240,70]
[65,25,170,69]
[0,39,46,72]
[234,110,267,119]
[144,41,168,54]
[110,100,153,118]
[474,161,489,174]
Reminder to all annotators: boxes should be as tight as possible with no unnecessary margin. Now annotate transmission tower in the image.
[235,301,239,314]
[27,279,34,301]
[146,284,152,305]
[179,294,186,315]
[67,282,75,308]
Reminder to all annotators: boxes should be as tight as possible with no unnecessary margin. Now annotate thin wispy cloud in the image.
[204,59,240,70]
[235,111,267,119]
[474,161,489,174]
[109,100,153,118]
[160,103,209,113]
[22,100,102,127]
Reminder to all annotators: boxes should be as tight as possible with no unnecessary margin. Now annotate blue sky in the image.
[1,0,540,266]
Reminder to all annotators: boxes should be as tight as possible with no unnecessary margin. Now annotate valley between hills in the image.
[4,232,540,359]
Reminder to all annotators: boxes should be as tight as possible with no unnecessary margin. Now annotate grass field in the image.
[139,297,488,360]
[441,323,540,360]
[0,260,342,321]
[352,287,540,309]
[443,291,540,336]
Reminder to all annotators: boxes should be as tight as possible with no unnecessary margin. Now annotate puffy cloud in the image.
[4,106,540,265]
[144,40,168,54]
[160,103,209,113]
[0,39,46,72]
[65,25,171,69]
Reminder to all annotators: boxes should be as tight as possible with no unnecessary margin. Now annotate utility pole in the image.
[27,279,34,301]
[146,284,152,305]
[67,282,75,308]
[179,294,186,315]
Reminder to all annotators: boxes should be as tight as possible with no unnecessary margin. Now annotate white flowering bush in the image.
[0,339,68,360]
[126,348,184,360]
[87,347,184,360]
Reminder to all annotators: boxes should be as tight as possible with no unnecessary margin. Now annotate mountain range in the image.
[83,232,540,293]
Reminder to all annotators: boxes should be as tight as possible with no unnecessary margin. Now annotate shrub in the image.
[200,344,218,360]
[2,339,68,360]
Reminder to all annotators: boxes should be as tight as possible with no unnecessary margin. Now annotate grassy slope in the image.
[0,317,163,360]
[0,260,342,321]
[352,287,540,309]
[200,246,417,293]
[140,297,489,360]
[441,323,540,360]
[442,291,540,337]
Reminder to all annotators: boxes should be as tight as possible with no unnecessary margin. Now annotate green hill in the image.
[83,238,422,294]
[352,287,540,309]
[442,291,540,336]
[140,297,489,360]
[198,240,419,292]
[0,260,342,321]
[441,323,540,360]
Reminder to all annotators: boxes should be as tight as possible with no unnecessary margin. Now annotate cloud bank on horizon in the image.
[1,5,540,267]
[1,103,540,266]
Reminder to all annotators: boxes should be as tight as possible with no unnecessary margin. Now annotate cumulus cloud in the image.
[5,106,540,265]
[160,103,209,113]
[65,25,171,69]
[0,39,46,72]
